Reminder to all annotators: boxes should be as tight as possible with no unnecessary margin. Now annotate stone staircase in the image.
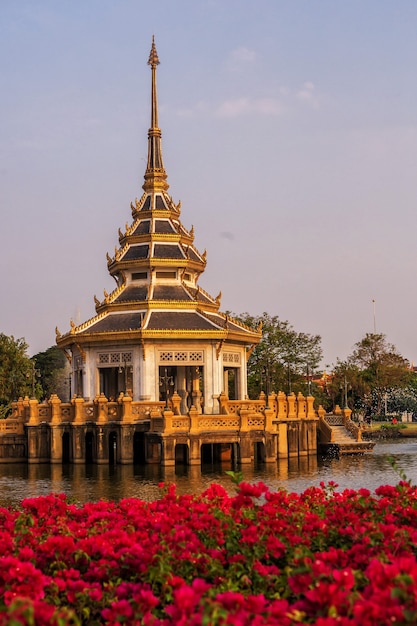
[318,414,375,456]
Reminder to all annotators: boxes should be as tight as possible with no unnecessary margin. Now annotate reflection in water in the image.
[0,439,416,507]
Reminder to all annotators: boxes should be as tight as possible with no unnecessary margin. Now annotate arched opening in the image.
[62,432,71,463]
[133,432,146,464]
[109,431,118,465]
[85,432,94,464]
[175,443,188,465]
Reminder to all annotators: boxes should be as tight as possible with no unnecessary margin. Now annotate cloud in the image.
[296,82,320,108]
[215,97,284,118]
[226,46,257,71]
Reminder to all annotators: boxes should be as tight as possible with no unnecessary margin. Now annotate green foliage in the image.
[232,312,322,399]
[33,346,68,399]
[330,333,412,416]
[0,333,32,406]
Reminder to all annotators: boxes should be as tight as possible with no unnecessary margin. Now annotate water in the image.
[0,438,416,508]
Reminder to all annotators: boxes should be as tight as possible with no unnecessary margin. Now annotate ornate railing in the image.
[7,390,321,435]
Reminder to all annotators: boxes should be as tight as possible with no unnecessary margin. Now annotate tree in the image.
[0,334,33,412]
[233,312,322,399]
[346,333,411,416]
[33,346,69,400]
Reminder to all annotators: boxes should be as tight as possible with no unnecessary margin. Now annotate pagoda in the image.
[56,38,261,416]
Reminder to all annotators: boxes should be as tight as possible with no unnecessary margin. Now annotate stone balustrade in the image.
[9,390,321,433]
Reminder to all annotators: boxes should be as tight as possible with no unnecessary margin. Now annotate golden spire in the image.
[143,36,169,193]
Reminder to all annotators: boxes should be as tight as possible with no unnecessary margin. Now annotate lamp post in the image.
[159,368,174,409]
[27,362,41,398]
[287,362,292,395]
[339,375,350,409]
[118,360,128,393]
[262,361,270,409]
[65,373,72,401]
[306,364,312,396]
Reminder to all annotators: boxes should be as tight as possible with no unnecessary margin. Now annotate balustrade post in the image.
[189,406,199,434]
[171,391,181,415]
[120,394,133,424]
[73,397,85,424]
[287,393,296,419]
[277,391,288,420]
[96,393,108,424]
[307,395,316,419]
[297,392,307,419]
[50,394,62,425]
[28,398,39,426]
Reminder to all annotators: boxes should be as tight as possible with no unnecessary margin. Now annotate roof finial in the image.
[143,36,168,193]
[148,35,160,69]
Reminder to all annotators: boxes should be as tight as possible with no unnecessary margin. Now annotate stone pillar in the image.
[287,423,299,458]
[161,436,175,467]
[189,437,201,466]
[264,433,278,463]
[72,426,85,464]
[191,368,202,413]
[48,397,61,462]
[96,426,107,464]
[299,420,308,456]
[50,426,63,464]
[119,424,134,464]
[277,422,288,458]
[27,426,40,463]
[239,433,252,464]
[307,421,318,454]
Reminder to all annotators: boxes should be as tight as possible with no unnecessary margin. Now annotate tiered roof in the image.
[56,39,261,349]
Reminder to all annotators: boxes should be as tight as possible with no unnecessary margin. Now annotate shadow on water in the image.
[0,438,416,507]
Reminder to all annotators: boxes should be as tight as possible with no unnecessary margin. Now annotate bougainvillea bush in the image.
[1,478,417,625]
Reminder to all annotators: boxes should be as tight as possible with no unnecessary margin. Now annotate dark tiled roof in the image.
[153,244,184,259]
[155,195,167,210]
[154,220,175,234]
[141,196,151,211]
[187,247,202,262]
[81,313,144,333]
[192,289,214,304]
[152,285,192,301]
[122,245,149,260]
[146,311,221,330]
[132,220,150,235]
[114,286,148,302]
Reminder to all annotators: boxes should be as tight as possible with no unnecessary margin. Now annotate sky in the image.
[1,0,417,370]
